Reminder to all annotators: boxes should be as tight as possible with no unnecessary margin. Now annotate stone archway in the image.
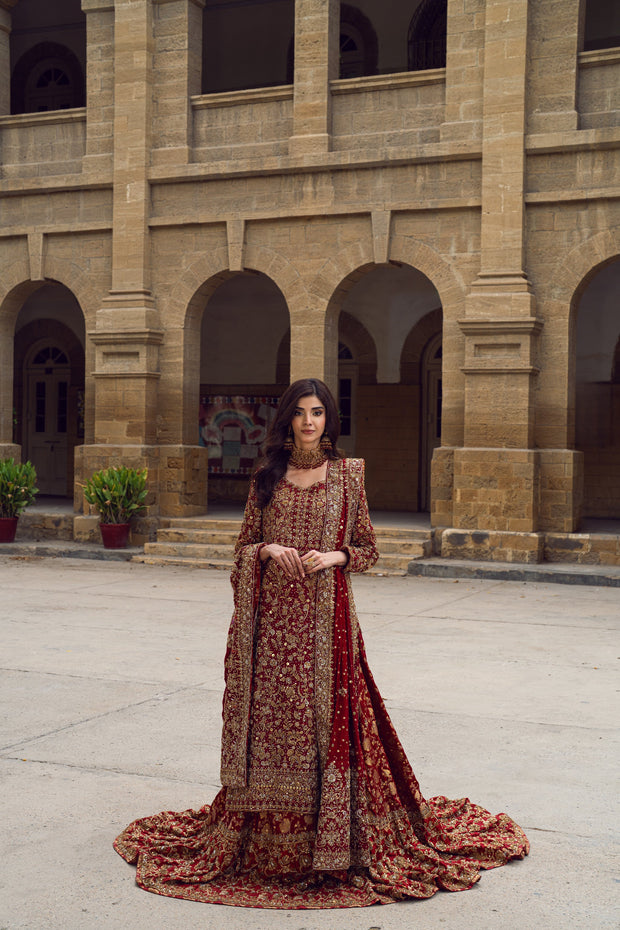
[401,307,443,509]
[13,284,85,496]
[573,257,620,520]
[182,268,292,503]
[325,261,443,511]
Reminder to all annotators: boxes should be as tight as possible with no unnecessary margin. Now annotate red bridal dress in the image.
[114,459,529,908]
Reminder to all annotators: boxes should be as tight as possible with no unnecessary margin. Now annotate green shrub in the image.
[83,466,148,524]
[0,458,38,518]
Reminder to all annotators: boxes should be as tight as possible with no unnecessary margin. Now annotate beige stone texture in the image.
[0,0,618,562]
[441,527,544,563]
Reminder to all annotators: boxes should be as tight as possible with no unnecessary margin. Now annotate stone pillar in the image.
[289,302,336,394]
[77,0,208,528]
[526,0,580,134]
[440,0,484,143]
[81,0,115,174]
[443,0,545,563]
[289,0,339,157]
[151,0,205,167]
[0,1,16,116]
[92,0,160,448]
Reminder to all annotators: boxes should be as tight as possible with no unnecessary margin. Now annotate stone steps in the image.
[135,516,433,576]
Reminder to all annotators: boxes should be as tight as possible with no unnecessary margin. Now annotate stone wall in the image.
[0,0,618,562]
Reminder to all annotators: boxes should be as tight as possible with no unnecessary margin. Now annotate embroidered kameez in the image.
[114,458,528,908]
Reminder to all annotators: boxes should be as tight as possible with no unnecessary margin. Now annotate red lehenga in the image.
[114,459,528,908]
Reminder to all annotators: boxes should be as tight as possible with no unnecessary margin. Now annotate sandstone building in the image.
[1,0,619,564]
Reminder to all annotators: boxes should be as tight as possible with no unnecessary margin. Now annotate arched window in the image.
[33,346,69,367]
[339,5,378,78]
[11,43,85,114]
[27,62,74,112]
[340,25,365,79]
[408,0,447,71]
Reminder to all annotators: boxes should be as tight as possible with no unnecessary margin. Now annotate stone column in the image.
[289,0,339,156]
[442,0,546,563]
[151,0,205,167]
[92,0,159,446]
[440,0,484,143]
[77,0,208,530]
[81,0,115,174]
[526,0,580,134]
[289,301,336,393]
[0,1,16,116]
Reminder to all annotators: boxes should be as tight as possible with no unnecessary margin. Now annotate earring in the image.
[283,430,294,452]
[319,433,332,452]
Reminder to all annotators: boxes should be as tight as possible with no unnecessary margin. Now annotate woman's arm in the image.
[340,462,379,573]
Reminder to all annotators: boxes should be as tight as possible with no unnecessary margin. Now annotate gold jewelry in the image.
[319,433,332,452]
[288,446,327,469]
[283,430,294,452]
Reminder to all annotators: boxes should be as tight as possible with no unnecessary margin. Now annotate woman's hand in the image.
[301,549,348,574]
[260,543,305,580]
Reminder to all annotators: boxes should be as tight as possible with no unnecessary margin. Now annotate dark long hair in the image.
[254,378,343,508]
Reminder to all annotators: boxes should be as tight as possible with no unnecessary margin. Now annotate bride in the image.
[114,377,528,908]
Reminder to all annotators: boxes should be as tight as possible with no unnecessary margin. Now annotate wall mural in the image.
[199,395,280,475]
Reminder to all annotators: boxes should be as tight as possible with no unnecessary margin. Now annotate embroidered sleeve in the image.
[230,478,264,596]
[341,461,379,574]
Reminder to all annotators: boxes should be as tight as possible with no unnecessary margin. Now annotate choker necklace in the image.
[288,446,328,470]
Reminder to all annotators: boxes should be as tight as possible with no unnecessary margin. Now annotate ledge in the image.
[0,107,86,129]
[578,46,620,68]
[192,84,293,109]
[331,68,445,94]
[526,125,620,153]
[407,557,620,587]
[148,138,482,186]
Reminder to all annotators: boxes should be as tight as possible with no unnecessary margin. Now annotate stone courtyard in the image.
[0,555,618,929]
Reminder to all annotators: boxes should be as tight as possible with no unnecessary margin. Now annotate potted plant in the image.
[83,465,148,549]
[0,458,39,542]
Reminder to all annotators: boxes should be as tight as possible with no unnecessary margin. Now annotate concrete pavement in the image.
[0,555,618,930]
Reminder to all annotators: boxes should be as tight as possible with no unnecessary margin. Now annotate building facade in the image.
[1,0,619,562]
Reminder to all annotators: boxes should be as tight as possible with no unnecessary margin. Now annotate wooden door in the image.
[25,347,70,495]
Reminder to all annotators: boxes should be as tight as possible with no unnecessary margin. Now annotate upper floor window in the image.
[408,0,447,71]
[340,25,365,79]
[583,0,620,51]
[339,4,378,78]
[11,42,85,114]
[26,61,74,112]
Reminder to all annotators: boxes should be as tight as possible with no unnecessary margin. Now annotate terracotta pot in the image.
[0,516,18,543]
[99,522,131,549]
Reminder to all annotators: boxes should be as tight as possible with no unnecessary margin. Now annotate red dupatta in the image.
[313,462,367,870]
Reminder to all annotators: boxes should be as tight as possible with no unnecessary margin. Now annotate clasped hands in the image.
[261,544,347,580]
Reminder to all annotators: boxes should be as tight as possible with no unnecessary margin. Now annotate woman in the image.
[114,378,528,908]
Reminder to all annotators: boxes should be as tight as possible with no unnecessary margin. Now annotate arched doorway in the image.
[13,284,85,497]
[335,263,442,511]
[197,271,290,502]
[574,257,620,520]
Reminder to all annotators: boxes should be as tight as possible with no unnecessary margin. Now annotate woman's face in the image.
[290,394,326,450]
